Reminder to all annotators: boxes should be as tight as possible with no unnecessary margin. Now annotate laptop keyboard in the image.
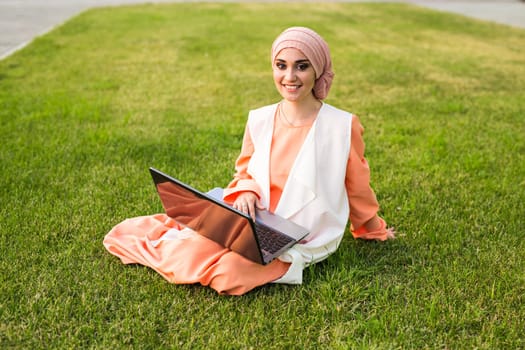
[255,225,294,255]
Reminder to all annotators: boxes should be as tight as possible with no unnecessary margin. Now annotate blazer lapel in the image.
[275,116,319,218]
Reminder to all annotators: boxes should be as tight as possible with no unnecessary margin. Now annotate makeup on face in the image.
[272,48,316,103]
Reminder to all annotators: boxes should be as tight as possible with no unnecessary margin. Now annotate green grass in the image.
[1,2,524,348]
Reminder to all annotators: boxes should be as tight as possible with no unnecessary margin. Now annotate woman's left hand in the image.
[352,215,395,241]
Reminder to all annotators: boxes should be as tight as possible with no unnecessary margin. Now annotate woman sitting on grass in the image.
[104,27,395,295]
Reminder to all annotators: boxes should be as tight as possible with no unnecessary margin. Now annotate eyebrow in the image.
[275,58,310,64]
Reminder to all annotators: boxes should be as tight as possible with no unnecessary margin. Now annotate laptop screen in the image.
[152,172,264,264]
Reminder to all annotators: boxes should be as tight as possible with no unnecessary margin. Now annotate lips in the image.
[283,84,301,92]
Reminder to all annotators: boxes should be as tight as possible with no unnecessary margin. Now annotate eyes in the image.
[275,61,311,72]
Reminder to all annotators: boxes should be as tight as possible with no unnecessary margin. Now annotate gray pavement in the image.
[0,0,524,60]
[406,0,525,29]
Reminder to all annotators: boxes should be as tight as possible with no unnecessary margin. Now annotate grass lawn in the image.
[1,2,524,348]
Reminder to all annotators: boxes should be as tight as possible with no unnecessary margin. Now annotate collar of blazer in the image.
[272,104,327,218]
[274,115,319,218]
[248,103,328,219]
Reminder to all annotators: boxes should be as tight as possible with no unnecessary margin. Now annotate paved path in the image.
[406,0,525,29]
[1,0,524,60]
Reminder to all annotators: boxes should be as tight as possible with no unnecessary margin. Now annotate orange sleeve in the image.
[345,115,380,231]
[222,124,262,204]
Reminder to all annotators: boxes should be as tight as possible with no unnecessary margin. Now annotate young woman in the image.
[104,27,394,296]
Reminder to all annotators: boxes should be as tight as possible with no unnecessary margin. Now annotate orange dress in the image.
[223,111,381,234]
[103,110,385,295]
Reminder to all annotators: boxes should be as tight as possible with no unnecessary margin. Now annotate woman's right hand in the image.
[232,191,265,221]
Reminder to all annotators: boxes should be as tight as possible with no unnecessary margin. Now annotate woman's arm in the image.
[223,124,264,219]
[345,115,395,240]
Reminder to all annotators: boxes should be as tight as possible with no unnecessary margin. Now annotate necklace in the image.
[279,101,320,127]
[279,102,296,126]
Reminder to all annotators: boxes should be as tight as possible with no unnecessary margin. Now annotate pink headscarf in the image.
[271,27,334,100]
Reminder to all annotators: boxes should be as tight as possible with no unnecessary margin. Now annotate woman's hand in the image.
[232,192,265,221]
[353,215,396,241]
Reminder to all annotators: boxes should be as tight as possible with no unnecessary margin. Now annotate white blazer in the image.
[246,102,353,284]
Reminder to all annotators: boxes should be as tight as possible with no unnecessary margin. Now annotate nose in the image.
[284,67,296,82]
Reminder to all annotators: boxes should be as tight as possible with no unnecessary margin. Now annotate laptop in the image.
[149,167,309,265]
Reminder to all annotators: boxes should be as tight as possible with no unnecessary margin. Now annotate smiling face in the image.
[272,48,317,103]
